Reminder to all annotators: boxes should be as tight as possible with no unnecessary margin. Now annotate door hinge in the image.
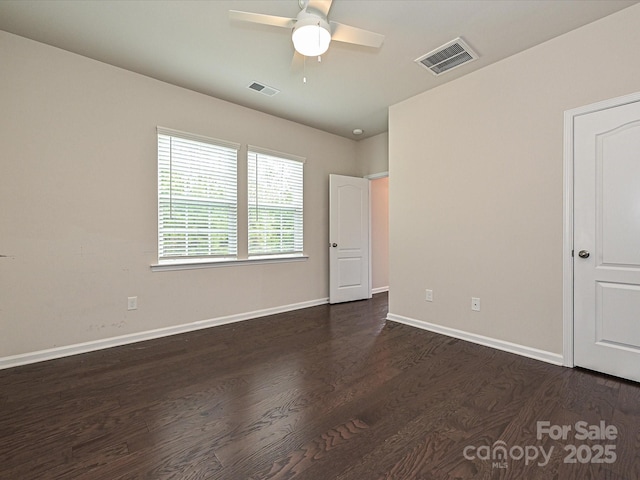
[571,249,574,257]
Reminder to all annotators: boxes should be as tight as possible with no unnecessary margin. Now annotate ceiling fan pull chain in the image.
[303,55,307,84]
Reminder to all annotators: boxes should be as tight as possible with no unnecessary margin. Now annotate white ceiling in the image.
[0,0,636,139]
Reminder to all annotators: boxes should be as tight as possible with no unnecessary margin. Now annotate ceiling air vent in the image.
[415,37,478,76]
[247,81,279,97]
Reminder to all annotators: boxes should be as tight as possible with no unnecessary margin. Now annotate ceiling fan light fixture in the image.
[292,16,331,56]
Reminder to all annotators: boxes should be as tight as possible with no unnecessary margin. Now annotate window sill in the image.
[151,254,309,272]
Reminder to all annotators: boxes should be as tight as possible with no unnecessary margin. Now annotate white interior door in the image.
[574,97,640,383]
[329,174,370,304]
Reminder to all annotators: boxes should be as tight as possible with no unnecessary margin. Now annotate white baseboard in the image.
[386,313,564,366]
[0,297,329,370]
[372,286,389,294]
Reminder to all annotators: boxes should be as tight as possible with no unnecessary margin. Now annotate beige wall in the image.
[370,177,389,291]
[356,132,388,177]
[389,5,640,355]
[0,31,360,359]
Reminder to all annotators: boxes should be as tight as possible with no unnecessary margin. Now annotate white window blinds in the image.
[248,148,304,256]
[158,128,238,260]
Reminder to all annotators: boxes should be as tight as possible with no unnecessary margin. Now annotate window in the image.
[157,128,239,261]
[248,148,304,257]
[154,131,306,269]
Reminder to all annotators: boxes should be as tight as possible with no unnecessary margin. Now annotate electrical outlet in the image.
[127,296,138,311]
[471,297,480,312]
[425,289,433,302]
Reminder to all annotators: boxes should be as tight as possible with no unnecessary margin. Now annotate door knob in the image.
[331,243,338,248]
[578,250,590,259]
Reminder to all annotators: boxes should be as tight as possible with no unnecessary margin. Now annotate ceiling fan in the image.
[229,0,385,58]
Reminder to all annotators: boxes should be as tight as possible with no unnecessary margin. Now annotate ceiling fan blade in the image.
[306,0,333,17]
[290,50,305,73]
[329,21,384,48]
[229,10,296,29]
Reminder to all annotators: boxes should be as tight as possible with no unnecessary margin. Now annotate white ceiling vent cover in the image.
[415,37,478,76]
[247,81,280,97]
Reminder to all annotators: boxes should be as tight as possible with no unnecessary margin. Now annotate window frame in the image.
[247,145,305,259]
[151,133,308,272]
[156,127,240,264]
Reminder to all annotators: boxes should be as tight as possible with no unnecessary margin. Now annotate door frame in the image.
[562,90,640,368]
[365,171,389,297]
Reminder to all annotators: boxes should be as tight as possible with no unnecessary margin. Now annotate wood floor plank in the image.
[1,293,638,479]
[608,381,640,479]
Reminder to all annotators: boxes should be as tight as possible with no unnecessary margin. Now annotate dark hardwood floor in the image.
[1,293,639,479]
